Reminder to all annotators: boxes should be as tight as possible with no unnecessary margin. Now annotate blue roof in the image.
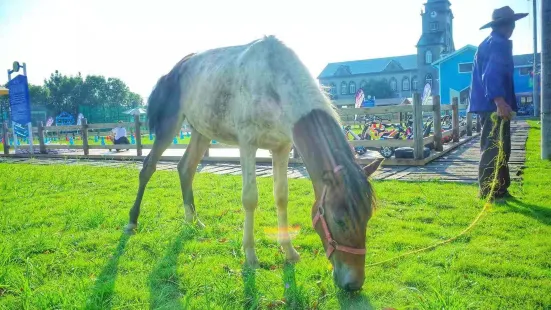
[432,45,477,66]
[432,45,540,68]
[317,54,417,79]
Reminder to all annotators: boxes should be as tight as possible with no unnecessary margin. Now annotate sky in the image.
[0,0,542,101]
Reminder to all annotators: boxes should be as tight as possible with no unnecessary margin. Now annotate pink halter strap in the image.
[312,165,366,259]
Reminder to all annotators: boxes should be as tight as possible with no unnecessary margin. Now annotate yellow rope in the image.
[367,113,512,267]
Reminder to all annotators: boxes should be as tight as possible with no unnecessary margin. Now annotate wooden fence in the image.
[1,95,478,166]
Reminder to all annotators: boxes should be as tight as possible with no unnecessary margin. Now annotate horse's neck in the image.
[292,110,350,198]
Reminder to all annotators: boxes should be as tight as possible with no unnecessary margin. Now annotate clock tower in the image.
[416,0,455,97]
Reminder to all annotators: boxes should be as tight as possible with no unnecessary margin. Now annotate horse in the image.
[125,35,383,291]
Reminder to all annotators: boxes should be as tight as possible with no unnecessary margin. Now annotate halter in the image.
[312,165,367,259]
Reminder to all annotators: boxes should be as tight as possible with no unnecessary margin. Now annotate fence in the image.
[78,105,146,124]
[1,95,478,166]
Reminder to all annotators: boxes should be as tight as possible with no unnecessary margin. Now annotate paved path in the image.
[0,120,528,183]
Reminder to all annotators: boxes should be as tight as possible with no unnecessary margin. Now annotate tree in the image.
[360,79,394,99]
[43,70,84,115]
[39,71,144,117]
[3,71,144,121]
[28,84,51,107]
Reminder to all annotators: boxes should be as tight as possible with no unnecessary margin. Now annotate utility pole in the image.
[532,0,540,117]
[542,0,551,159]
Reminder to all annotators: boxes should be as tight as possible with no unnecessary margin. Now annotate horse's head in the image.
[311,158,383,291]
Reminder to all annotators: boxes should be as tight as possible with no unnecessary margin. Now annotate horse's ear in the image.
[362,158,384,177]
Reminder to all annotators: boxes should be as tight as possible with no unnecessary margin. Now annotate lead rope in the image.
[366,113,511,267]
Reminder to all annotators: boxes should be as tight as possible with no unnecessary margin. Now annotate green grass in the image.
[0,122,550,309]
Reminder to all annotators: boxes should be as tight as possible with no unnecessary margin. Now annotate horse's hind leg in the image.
[272,144,300,263]
[177,129,210,228]
[125,116,180,234]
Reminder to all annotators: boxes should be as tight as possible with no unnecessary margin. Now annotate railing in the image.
[1,95,479,165]
[336,95,478,161]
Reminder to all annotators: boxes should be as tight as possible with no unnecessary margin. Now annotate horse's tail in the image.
[147,53,195,134]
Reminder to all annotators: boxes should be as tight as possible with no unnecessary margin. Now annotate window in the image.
[519,67,531,76]
[411,77,418,90]
[458,63,474,73]
[425,74,433,87]
[527,96,533,103]
[341,82,348,95]
[329,83,336,96]
[425,50,433,64]
[430,22,439,31]
[349,81,356,94]
[389,78,397,91]
[402,77,410,91]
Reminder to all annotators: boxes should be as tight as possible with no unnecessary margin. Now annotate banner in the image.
[421,83,432,105]
[355,89,365,108]
[8,75,32,124]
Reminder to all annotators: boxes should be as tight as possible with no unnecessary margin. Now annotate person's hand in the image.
[494,98,513,121]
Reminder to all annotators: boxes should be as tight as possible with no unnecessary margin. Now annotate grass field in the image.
[0,121,550,309]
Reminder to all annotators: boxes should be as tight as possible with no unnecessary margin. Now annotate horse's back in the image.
[180,36,337,149]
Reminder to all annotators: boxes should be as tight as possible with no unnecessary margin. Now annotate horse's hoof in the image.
[195,220,206,229]
[186,217,206,229]
[285,248,301,264]
[246,257,260,269]
[124,223,137,235]
[245,249,260,269]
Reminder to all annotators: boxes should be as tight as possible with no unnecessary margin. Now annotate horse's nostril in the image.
[344,281,362,292]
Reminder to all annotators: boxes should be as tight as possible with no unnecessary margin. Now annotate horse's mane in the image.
[307,110,376,224]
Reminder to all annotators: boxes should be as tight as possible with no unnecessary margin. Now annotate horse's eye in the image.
[333,218,347,230]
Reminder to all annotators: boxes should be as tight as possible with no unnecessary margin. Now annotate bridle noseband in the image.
[312,165,366,259]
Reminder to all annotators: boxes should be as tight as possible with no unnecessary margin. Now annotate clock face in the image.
[431,11,437,18]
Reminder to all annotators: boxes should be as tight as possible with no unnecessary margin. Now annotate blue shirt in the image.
[468,31,518,113]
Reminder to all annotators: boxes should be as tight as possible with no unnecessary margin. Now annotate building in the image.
[318,0,456,107]
[317,0,537,112]
[433,45,540,114]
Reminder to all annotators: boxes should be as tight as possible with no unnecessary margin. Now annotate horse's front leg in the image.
[272,145,300,263]
[240,145,260,268]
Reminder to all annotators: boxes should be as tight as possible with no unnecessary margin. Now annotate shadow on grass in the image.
[242,265,259,309]
[503,197,551,226]
[149,227,195,309]
[337,290,374,310]
[282,263,309,309]
[85,233,130,310]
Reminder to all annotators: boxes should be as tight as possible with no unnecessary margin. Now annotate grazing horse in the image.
[126,35,383,291]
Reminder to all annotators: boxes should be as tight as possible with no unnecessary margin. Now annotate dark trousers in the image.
[114,137,130,145]
[478,113,511,196]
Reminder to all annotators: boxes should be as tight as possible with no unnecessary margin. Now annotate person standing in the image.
[468,6,528,199]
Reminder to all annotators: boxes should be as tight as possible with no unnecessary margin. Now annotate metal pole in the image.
[541,0,551,159]
[533,0,540,117]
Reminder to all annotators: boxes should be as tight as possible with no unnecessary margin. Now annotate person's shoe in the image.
[495,190,513,199]
[478,190,513,200]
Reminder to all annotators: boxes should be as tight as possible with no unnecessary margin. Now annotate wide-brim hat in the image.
[480,6,528,30]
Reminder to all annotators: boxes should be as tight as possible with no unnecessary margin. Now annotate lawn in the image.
[0,121,550,309]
